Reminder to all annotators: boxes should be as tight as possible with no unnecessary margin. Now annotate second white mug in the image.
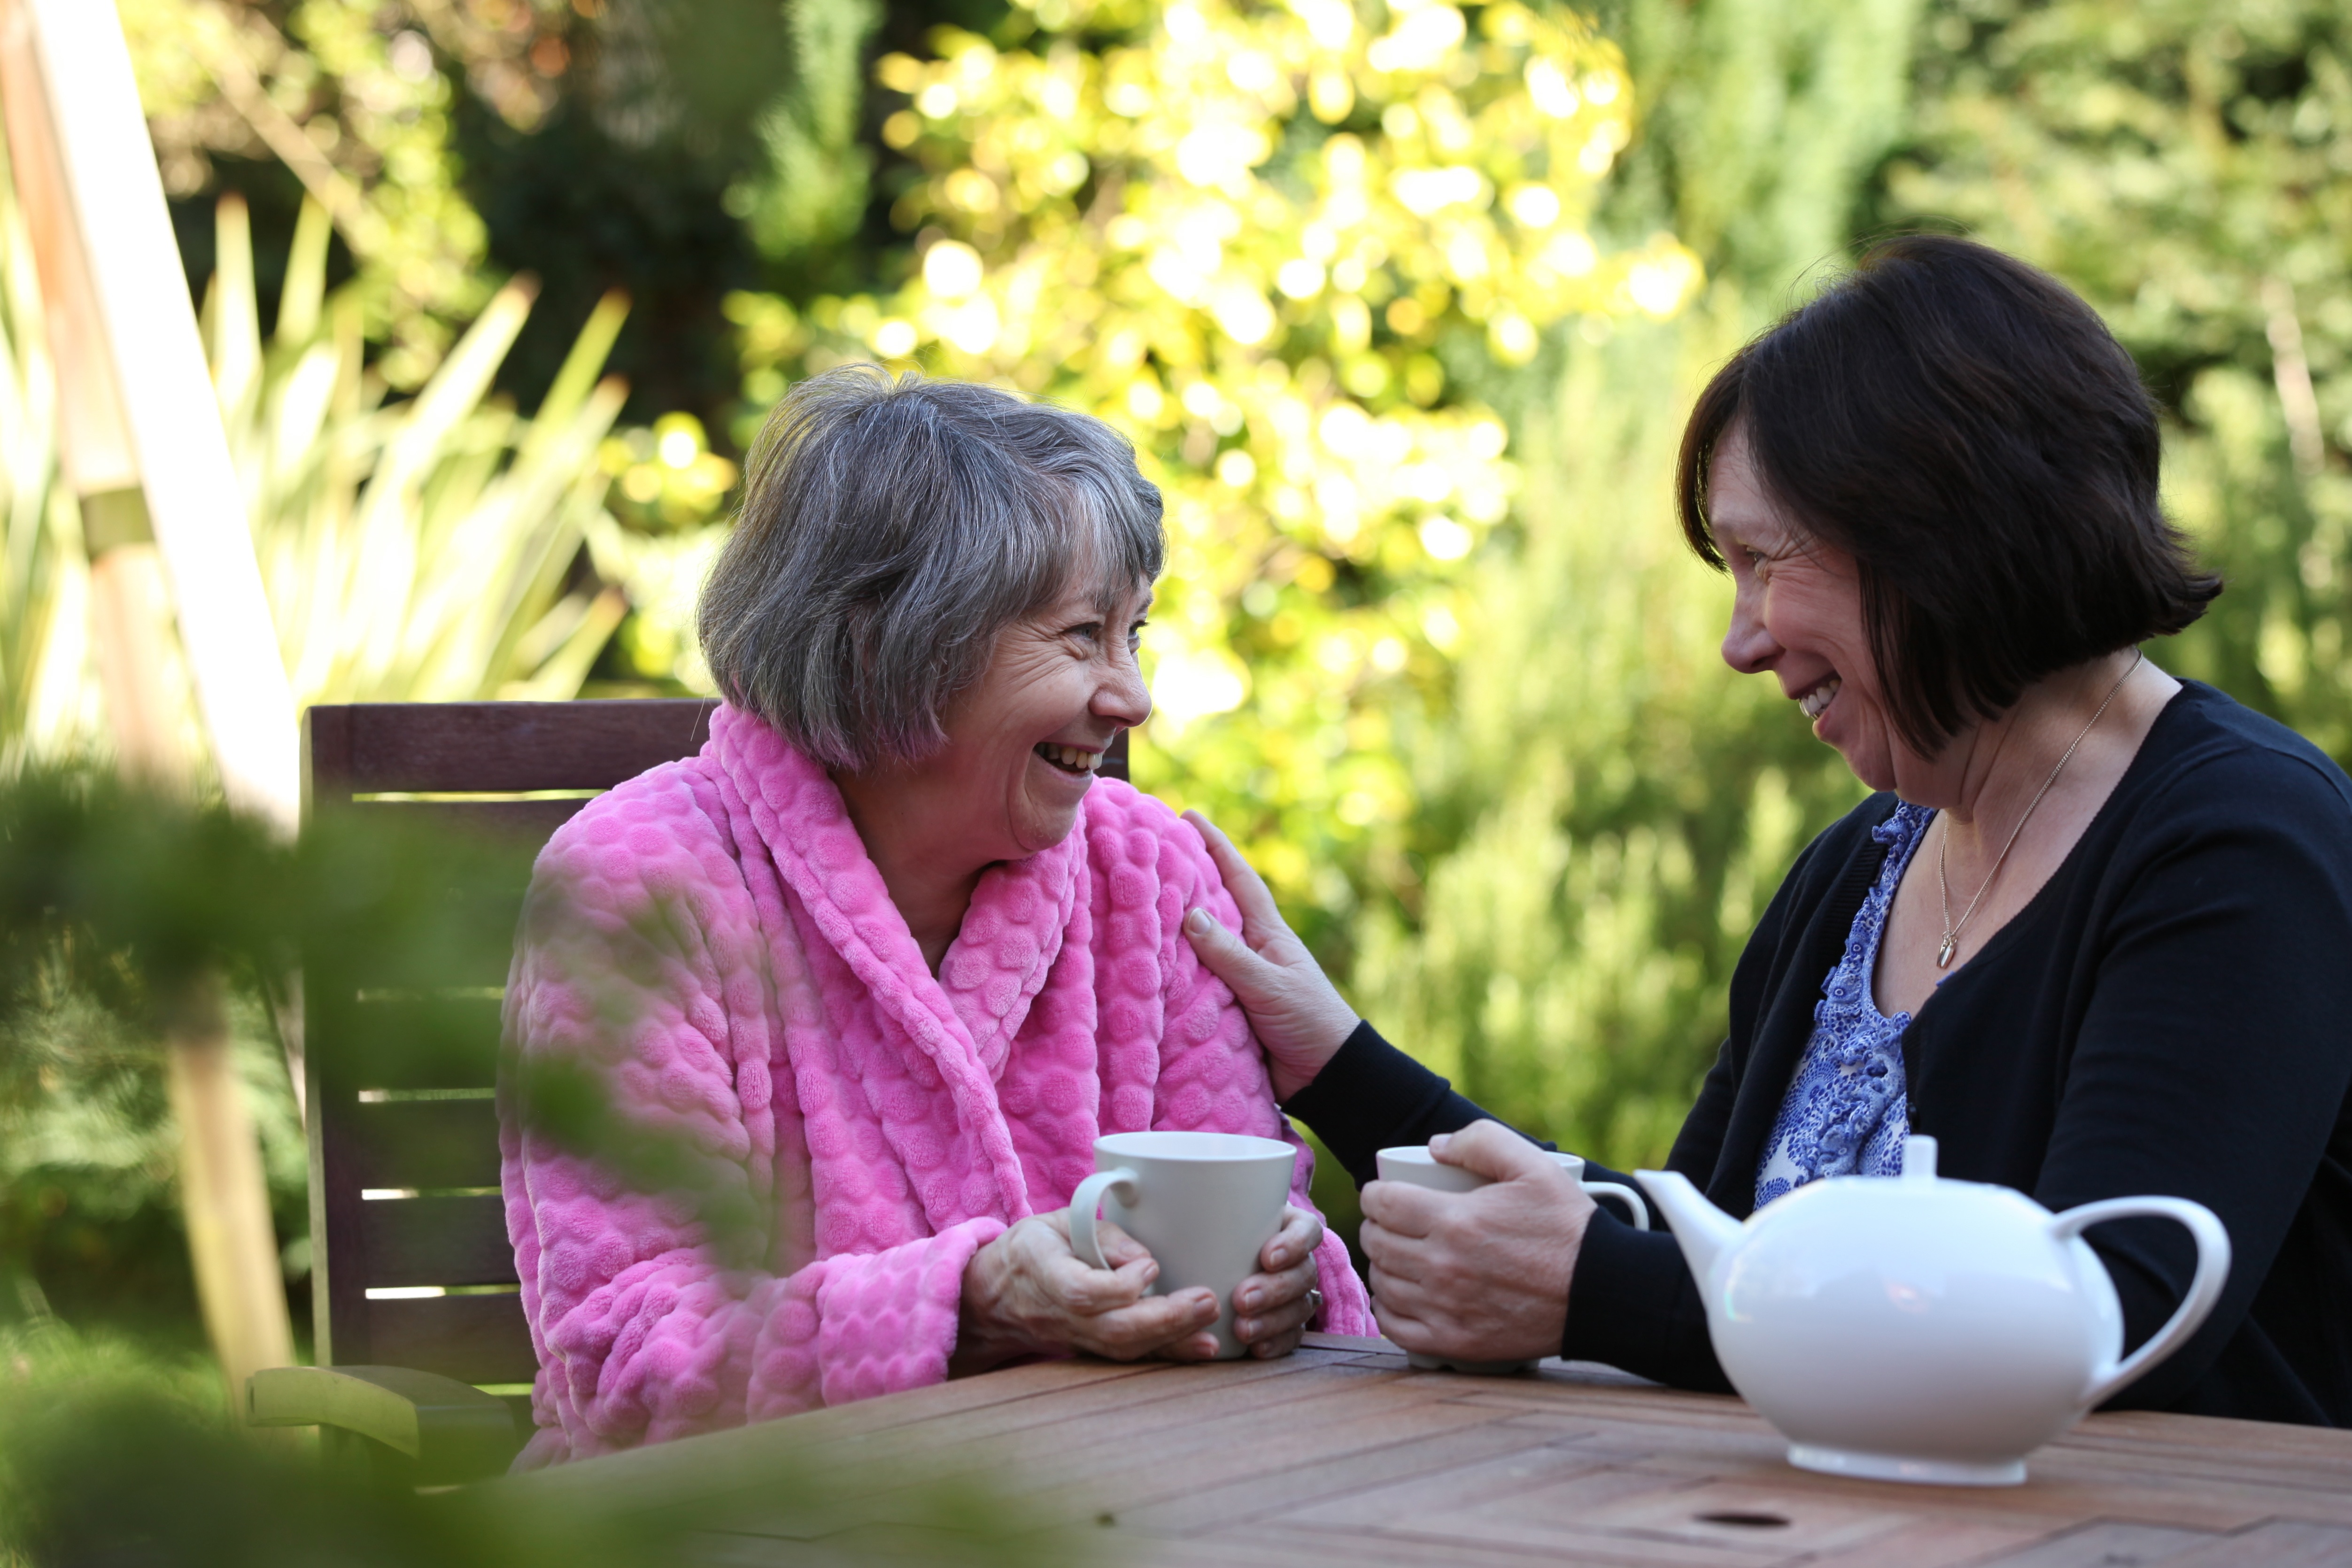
[1373,1141,1649,1375]
[1375,1144,1651,1230]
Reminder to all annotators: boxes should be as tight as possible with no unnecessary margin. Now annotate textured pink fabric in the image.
[499,704,1372,1466]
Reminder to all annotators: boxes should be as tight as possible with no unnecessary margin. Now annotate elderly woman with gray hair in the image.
[498,366,1372,1465]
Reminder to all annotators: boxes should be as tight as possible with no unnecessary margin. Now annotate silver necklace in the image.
[1934,649,2143,969]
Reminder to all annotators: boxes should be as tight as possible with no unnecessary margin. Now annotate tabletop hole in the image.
[1696,1510,1792,1529]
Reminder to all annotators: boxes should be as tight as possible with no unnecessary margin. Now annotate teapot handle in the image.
[2049,1196,2232,1409]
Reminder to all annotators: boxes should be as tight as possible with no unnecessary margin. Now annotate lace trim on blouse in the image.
[1754,802,1934,1210]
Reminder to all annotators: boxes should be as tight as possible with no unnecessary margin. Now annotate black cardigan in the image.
[1288,682,2352,1425]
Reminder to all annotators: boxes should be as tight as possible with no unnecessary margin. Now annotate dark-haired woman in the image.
[1183,234,2352,1424]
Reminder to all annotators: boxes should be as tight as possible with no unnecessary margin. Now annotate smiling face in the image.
[917,574,1156,861]
[1710,424,1912,792]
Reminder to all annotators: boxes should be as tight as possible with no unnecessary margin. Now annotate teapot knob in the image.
[1903,1135,1938,1181]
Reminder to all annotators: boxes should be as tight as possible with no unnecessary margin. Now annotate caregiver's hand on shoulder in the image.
[953,1210,1221,1374]
[1232,1205,1325,1360]
[1180,809,1360,1100]
[1360,1121,1589,1364]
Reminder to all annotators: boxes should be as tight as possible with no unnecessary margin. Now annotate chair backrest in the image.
[301,700,1129,1394]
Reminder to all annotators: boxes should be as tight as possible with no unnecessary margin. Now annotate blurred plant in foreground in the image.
[0,974,301,1344]
[0,1319,642,1568]
[719,0,1701,950]
[0,1317,1068,1568]
[0,766,527,1340]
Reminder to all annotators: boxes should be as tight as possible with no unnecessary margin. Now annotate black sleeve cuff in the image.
[1559,1209,1732,1393]
[1281,1020,1498,1186]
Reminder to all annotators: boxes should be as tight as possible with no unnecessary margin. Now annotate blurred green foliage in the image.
[0,1318,1064,1567]
[714,0,1699,971]
[1877,0,2352,763]
[0,150,674,763]
[202,197,639,708]
[0,1320,568,1568]
[0,769,538,1344]
[1346,0,1924,1160]
[122,0,516,389]
[0,977,300,1347]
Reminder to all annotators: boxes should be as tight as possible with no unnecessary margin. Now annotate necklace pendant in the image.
[1936,938,1957,970]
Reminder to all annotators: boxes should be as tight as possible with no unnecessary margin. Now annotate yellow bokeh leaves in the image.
[726,0,1699,923]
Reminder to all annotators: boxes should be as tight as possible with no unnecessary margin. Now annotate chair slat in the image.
[339,701,717,794]
[363,1195,518,1288]
[346,797,592,843]
[365,1293,538,1387]
[323,902,522,993]
[351,1098,503,1191]
[335,996,505,1091]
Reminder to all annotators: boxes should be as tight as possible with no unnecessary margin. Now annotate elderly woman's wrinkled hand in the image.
[1360,1121,1590,1365]
[1233,1205,1326,1359]
[954,1211,1222,1372]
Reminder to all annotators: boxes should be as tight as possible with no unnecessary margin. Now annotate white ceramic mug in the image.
[1068,1130,1298,1360]
[1375,1145,1651,1230]
[1373,1143,1649,1375]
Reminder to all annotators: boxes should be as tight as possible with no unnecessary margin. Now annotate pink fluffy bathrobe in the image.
[499,704,1374,1466]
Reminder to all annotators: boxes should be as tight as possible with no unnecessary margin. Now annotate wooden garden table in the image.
[506,1333,2352,1565]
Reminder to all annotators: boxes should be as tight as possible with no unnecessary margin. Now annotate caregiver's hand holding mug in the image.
[1361,1122,1590,1367]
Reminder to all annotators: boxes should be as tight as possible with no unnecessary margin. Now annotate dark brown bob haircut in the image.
[1676,234,2220,757]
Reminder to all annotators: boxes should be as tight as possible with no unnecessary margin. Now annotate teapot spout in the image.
[1634,1169,1743,1288]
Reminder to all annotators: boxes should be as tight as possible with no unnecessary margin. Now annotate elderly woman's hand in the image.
[953,1211,1223,1373]
[1232,1205,1326,1359]
[1360,1121,1591,1364]
[1179,810,1361,1100]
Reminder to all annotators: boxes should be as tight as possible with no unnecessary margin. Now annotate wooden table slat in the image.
[1974,1522,2224,1568]
[1008,1384,1499,1524]
[1114,1418,1546,1535]
[725,1365,1455,1542]
[753,1355,1374,1498]
[2157,1521,2352,1568]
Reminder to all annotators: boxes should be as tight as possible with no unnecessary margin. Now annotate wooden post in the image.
[163,975,294,1410]
[0,0,297,829]
[0,0,298,1408]
[0,1,183,781]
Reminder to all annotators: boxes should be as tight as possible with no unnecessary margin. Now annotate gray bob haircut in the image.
[699,365,1165,772]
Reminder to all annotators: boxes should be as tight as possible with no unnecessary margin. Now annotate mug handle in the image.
[1068,1167,1142,1272]
[2049,1196,2232,1409]
[1584,1181,1649,1230]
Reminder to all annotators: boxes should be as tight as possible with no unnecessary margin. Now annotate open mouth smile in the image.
[1033,742,1106,777]
[1797,676,1841,721]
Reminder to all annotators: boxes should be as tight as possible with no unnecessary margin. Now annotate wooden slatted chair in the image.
[246,699,1129,1482]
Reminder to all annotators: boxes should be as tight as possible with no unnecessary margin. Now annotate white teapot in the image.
[1635,1136,2230,1486]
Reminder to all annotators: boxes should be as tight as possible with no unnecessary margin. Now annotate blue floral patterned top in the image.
[1754,802,1935,1209]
